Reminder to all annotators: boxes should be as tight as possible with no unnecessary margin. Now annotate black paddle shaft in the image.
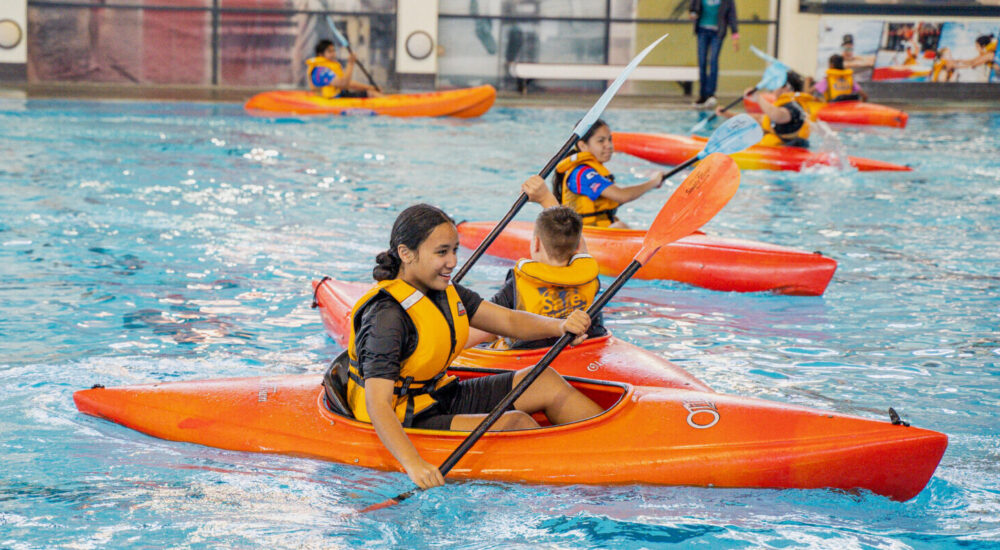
[347,45,381,92]
[382,259,644,508]
[452,133,579,283]
[659,155,698,184]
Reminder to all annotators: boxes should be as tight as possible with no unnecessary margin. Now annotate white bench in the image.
[509,62,699,95]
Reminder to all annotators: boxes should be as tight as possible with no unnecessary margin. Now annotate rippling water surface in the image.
[1,99,998,548]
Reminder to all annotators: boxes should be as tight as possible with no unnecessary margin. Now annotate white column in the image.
[396,0,439,84]
[0,0,28,66]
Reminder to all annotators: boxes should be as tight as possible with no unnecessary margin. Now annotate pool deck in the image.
[0,82,996,112]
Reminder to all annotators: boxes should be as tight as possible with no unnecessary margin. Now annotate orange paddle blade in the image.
[635,153,740,265]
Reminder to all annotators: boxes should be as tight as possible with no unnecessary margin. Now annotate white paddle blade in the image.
[699,114,763,158]
[327,17,350,48]
[572,33,670,138]
[690,116,711,135]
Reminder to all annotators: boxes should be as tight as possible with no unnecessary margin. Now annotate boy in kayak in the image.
[812,54,868,103]
[717,70,811,148]
[466,176,608,350]
[305,39,382,99]
[551,119,665,228]
[339,204,603,489]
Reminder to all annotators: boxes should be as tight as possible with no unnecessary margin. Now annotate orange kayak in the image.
[73,372,947,501]
[614,132,911,173]
[742,94,908,128]
[312,278,711,391]
[456,221,837,296]
[244,85,496,118]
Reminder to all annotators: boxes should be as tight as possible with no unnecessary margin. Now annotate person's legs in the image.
[695,28,712,102]
[511,367,604,425]
[704,32,724,100]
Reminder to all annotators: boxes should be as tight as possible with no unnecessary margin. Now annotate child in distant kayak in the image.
[812,54,868,103]
[718,70,811,148]
[338,203,603,489]
[551,119,665,229]
[305,39,382,99]
[466,176,608,350]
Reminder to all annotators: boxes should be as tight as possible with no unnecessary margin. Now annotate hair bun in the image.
[373,249,401,281]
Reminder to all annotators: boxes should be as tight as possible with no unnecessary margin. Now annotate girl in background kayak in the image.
[717,70,812,148]
[305,39,383,99]
[551,119,665,228]
[344,204,603,489]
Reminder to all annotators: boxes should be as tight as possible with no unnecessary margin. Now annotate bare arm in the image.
[471,301,590,345]
[522,175,558,208]
[754,93,792,124]
[598,175,663,204]
[364,378,445,489]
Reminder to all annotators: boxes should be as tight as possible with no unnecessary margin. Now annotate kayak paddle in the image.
[359,152,741,513]
[326,15,382,93]
[659,113,762,184]
[689,45,788,134]
[452,33,670,284]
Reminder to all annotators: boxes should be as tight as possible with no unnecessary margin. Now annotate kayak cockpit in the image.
[319,364,629,431]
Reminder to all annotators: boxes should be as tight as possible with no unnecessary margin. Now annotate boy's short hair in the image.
[829,54,845,70]
[535,206,583,263]
[315,39,335,56]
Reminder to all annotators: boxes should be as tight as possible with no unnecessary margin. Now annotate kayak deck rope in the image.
[311,276,332,309]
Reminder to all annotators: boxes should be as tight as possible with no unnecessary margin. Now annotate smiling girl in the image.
[344,204,604,489]
[552,119,665,228]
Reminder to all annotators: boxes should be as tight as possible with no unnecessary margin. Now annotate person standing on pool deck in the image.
[551,119,665,229]
[689,0,739,109]
[465,177,607,350]
[305,39,382,99]
[344,204,604,489]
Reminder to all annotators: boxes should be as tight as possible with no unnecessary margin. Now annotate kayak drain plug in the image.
[888,407,910,427]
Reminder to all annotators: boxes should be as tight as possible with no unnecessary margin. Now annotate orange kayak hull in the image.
[456,221,837,296]
[312,278,712,391]
[742,94,908,128]
[244,85,496,118]
[73,374,947,501]
[613,132,911,172]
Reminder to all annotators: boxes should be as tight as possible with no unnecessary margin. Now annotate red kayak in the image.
[312,278,712,391]
[456,221,837,296]
[613,132,911,172]
[742,94,908,128]
[73,372,947,501]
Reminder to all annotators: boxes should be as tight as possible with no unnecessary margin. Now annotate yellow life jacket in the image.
[761,92,811,145]
[491,255,599,350]
[305,56,344,99]
[932,58,947,82]
[824,68,855,102]
[556,152,620,228]
[346,279,469,425]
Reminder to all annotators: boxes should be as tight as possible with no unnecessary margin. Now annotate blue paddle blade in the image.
[697,114,763,159]
[750,45,788,90]
[758,62,788,90]
[327,16,350,48]
[572,33,669,138]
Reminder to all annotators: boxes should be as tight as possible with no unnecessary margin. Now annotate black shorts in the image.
[337,90,369,98]
[410,371,516,431]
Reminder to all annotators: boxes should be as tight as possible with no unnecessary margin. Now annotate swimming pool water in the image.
[1,99,998,548]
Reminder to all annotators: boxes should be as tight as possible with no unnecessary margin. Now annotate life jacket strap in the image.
[579,207,618,223]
